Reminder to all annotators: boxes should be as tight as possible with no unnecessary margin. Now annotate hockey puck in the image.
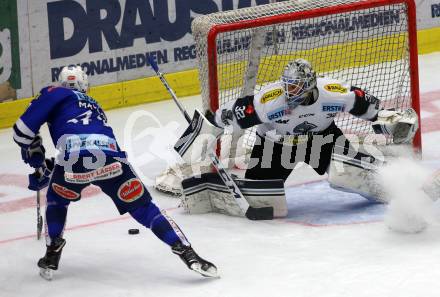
[128,228,140,235]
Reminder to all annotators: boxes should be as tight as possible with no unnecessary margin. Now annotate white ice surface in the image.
[1,53,440,297]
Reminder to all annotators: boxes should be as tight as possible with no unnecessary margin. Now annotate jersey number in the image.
[68,108,109,127]
[67,111,93,125]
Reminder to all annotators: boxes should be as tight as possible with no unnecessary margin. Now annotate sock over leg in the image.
[129,202,190,247]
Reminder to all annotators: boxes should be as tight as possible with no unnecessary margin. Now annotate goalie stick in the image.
[147,56,273,220]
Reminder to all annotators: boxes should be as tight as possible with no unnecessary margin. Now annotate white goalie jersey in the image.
[215,76,380,143]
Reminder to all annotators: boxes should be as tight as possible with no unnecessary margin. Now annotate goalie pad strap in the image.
[331,149,377,171]
[183,174,285,197]
[329,148,386,202]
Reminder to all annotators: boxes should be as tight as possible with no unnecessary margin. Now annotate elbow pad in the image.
[349,86,380,120]
[215,96,261,129]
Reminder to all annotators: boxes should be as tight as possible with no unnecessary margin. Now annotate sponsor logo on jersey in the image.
[52,183,80,200]
[324,84,347,93]
[118,178,144,202]
[275,119,290,124]
[267,107,289,120]
[326,112,338,118]
[322,103,345,112]
[292,121,318,134]
[64,162,123,184]
[260,88,283,104]
[65,134,118,153]
[281,134,309,145]
[299,113,315,118]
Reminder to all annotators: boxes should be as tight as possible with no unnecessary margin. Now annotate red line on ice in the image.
[0,207,179,245]
[0,174,102,214]
[420,90,440,133]
[0,216,130,245]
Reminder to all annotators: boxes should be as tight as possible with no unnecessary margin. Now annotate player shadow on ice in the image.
[62,255,220,285]
[284,181,385,226]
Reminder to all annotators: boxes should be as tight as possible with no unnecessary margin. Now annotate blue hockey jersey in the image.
[13,86,124,158]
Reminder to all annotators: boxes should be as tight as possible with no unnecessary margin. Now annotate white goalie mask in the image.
[59,65,89,93]
[281,59,316,108]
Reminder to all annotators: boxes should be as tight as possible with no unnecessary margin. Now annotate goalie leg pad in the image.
[182,173,287,218]
[328,150,387,203]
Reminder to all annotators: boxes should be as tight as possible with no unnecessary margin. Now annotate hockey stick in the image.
[36,188,43,240]
[32,164,47,240]
[147,57,273,220]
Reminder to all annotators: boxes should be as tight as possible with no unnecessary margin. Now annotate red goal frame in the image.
[205,0,421,150]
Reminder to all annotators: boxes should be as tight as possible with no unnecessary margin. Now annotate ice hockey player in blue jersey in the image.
[13,65,217,280]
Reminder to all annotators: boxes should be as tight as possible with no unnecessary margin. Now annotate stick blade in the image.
[245,206,274,220]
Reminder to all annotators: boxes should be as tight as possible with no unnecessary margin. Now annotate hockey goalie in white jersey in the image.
[177,59,418,217]
[180,59,420,217]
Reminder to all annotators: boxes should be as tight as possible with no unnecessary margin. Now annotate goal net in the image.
[155,0,421,196]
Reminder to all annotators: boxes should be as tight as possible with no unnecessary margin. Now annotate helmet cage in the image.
[281,60,316,108]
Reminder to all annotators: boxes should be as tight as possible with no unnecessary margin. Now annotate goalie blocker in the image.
[174,109,223,166]
[182,173,287,218]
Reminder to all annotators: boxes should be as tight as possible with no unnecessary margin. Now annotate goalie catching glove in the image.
[372,108,418,144]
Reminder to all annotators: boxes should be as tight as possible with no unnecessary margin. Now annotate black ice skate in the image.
[37,237,66,280]
[172,243,218,277]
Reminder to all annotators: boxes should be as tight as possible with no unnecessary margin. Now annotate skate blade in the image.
[190,263,219,278]
[39,268,53,281]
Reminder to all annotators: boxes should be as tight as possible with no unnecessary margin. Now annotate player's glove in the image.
[21,135,46,168]
[372,108,419,144]
[28,158,55,191]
